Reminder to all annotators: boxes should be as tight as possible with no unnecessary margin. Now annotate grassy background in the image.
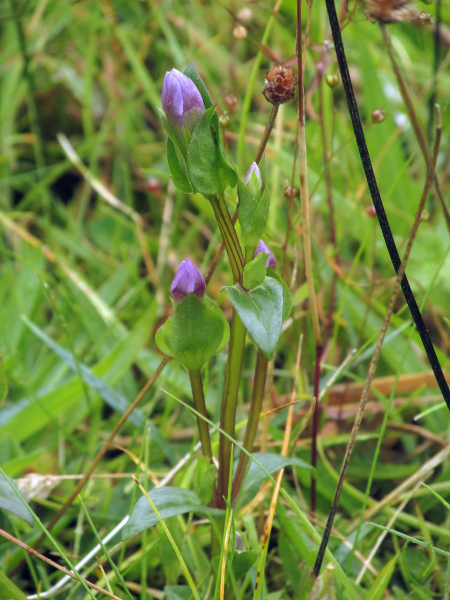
[0,0,449,598]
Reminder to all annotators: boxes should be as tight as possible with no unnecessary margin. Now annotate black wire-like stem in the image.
[324,0,450,410]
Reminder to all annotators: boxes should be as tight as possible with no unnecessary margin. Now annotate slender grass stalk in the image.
[312,110,442,576]
[0,468,97,600]
[324,0,450,412]
[0,528,121,600]
[348,105,443,571]
[133,477,201,600]
[79,497,134,600]
[253,338,302,600]
[296,0,322,513]
[189,371,213,464]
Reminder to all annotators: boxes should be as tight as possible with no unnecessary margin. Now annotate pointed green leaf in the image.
[267,270,292,322]
[366,555,397,600]
[122,487,224,539]
[194,455,216,505]
[0,473,33,525]
[238,453,313,508]
[167,138,193,193]
[223,277,283,359]
[242,253,267,290]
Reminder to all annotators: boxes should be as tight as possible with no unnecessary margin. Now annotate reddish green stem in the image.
[231,350,268,506]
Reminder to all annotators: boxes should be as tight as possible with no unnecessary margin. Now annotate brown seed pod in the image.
[263,65,297,105]
[284,186,298,200]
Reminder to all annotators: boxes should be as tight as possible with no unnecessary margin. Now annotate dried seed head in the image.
[372,109,386,123]
[284,186,298,200]
[365,0,416,23]
[325,74,339,88]
[263,65,297,105]
[224,94,238,111]
[233,25,248,40]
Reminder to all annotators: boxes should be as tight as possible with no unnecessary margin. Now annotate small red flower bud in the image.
[146,178,161,193]
[224,94,238,111]
[372,109,386,124]
[366,205,377,218]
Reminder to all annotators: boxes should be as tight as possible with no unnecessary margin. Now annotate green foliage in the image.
[224,277,284,359]
[155,294,229,372]
[0,0,449,597]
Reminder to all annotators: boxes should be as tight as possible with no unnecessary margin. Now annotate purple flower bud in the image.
[162,69,205,130]
[170,259,206,303]
[254,240,276,270]
[244,162,262,187]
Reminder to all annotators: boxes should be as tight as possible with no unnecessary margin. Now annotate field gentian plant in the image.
[156,65,292,516]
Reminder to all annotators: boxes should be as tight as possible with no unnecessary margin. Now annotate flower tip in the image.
[170,259,206,303]
[244,162,262,186]
[161,68,205,129]
[254,240,276,270]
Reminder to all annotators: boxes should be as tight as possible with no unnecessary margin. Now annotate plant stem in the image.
[188,371,213,464]
[210,195,244,284]
[310,344,323,514]
[216,309,247,508]
[254,105,279,165]
[231,350,268,506]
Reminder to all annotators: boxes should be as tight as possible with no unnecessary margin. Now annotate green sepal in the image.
[237,176,269,248]
[242,252,267,290]
[267,269,292,322]
[167,138,193,193]
[194,454,216,505]
[155,294,229,372]
[187,106,222,195]
[184,63,236,190]
[222,277,283,359]
[157,107,192,193]
[157,106,187,158]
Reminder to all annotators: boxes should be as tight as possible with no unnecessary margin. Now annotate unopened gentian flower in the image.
[244,162,262,186]
[254,240,276,270]
[244,161,262,199]
[170,259,206,303]
[162,69,205,133]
